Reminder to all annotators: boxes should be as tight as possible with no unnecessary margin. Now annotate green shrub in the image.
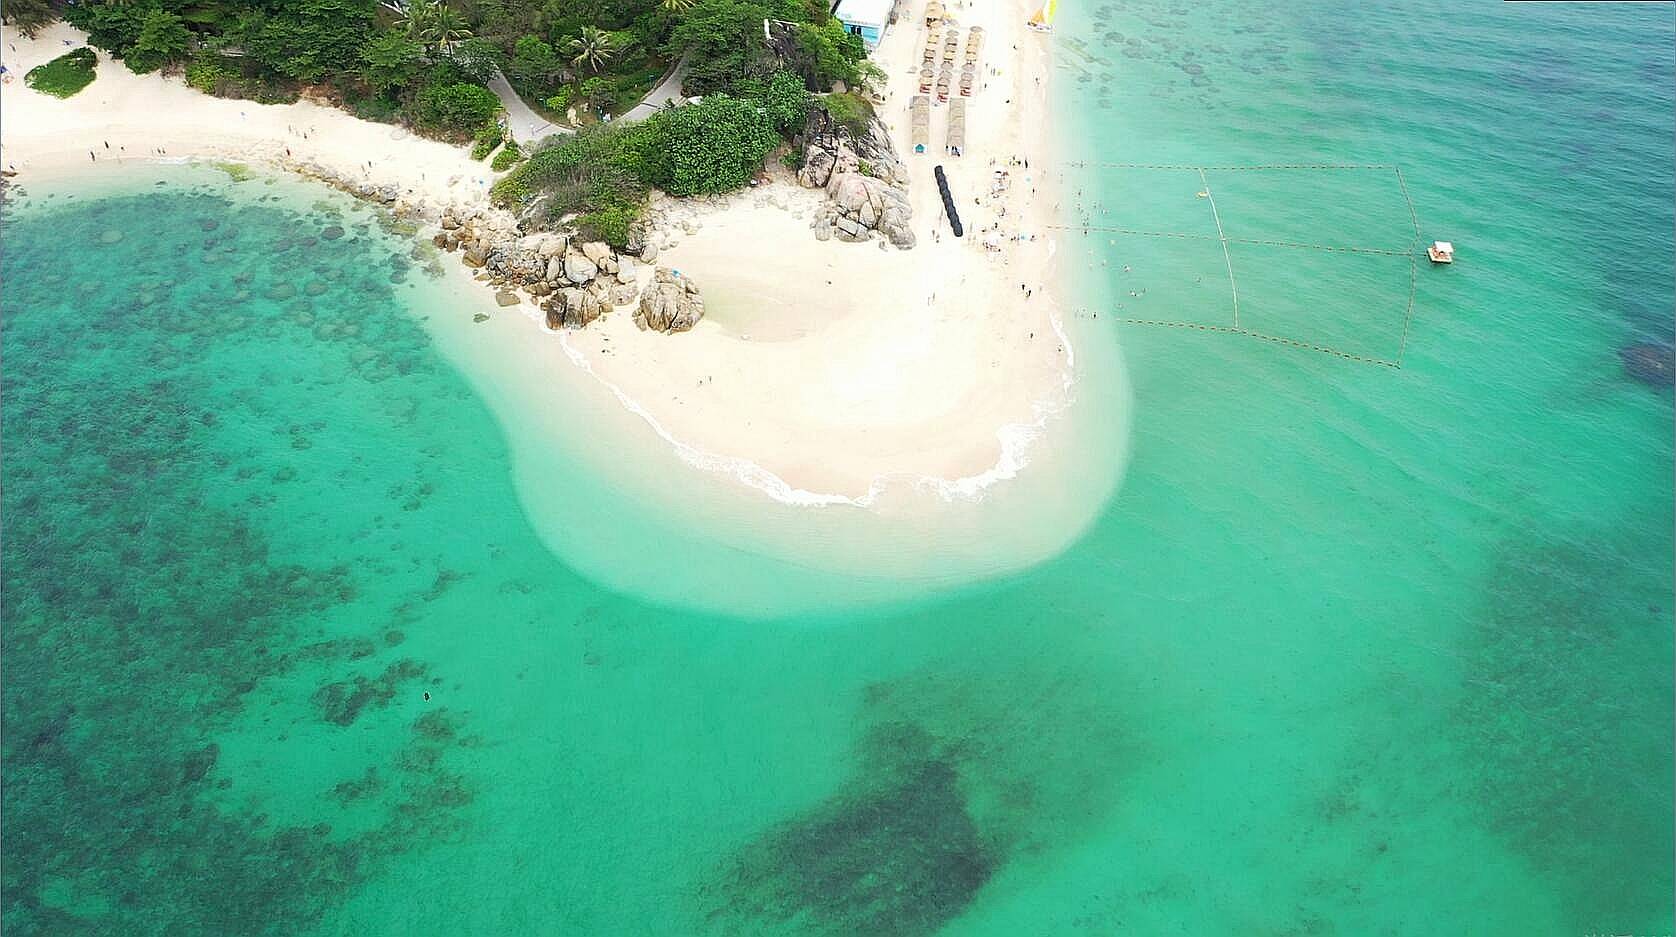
[470,124,504,161]
[490,140,523,172]
[578,206,637,249]
[544,86,575,114]
[646,94,778,195]
[492,120,657,216]
[823,91,873,137]
[735,69,810,133]
[415,82,502,139]
[184,59,224,94]
[24,48,97,99]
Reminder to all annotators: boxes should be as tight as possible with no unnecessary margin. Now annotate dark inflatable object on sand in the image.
[934,165,963,237]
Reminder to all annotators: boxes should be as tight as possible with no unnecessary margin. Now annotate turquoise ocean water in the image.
[3,2,1672,934]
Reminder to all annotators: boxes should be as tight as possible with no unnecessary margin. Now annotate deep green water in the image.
[3,2,1672,935]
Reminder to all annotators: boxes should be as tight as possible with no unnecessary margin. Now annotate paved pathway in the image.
[620,52,691,123]
[490,53,692,146]
[488,69,568,144]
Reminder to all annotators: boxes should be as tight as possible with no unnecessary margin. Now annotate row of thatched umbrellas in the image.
[919,24,983,100]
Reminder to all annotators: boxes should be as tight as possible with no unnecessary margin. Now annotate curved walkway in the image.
[489,69,568,144]
[490,53,691,145]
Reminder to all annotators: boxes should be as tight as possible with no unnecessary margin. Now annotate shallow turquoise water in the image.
[3,2,1672,935]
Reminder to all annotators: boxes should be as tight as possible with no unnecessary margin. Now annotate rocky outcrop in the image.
[278,157,677,333]
[635,267,705,333]
[797,105,915,249]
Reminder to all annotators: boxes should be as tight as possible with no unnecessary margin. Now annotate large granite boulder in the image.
[828,172,916,249]
[634,268,704,334]
[542,286,604,329]
[562,250,598,285]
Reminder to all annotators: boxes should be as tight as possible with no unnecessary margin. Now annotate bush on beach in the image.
[24,47,98,99]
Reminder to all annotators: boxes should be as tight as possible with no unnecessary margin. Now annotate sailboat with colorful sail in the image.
[1026,0,1056,33]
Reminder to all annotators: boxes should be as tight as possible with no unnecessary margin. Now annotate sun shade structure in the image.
[911,95,932,153]
[946,97,967,155]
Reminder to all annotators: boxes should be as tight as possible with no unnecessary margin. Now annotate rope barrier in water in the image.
[1113,319,1403,368]
[1068,162,1399,171]
[1049,225,1421,257]
[1057,162,1426,368]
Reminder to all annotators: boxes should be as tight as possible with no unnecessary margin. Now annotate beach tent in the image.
[946,97,967,155]
[910,95,932,153]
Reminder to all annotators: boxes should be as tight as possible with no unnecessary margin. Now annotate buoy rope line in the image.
[1056,164,1424,367]
[1068,162,1398,171]
[1112,319,1402,368]
[1047,226,1420,257]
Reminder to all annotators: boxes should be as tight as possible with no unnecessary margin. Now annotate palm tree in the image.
[423,5,472,53]
[567,26,616,74]
[659,0,697,12]
[397,0,435,41]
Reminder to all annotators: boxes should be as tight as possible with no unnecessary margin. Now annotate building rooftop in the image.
[835,0,894,27]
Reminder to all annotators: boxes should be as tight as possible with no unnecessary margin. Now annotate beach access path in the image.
[489,68,569,143]
[491,52,690,145]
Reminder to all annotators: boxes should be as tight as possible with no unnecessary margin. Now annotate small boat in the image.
[1027,0,1056,32]
[1427,240,1454,264]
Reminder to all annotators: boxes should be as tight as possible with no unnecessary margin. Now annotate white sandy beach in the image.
[2,3,1103,508]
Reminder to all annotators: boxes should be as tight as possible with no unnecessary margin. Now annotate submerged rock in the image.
[1619,342,1674,387]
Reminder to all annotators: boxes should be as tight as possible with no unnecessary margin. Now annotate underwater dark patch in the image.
[1453,520,1674,931]
[707,722,996,937]
[1,187,480,936]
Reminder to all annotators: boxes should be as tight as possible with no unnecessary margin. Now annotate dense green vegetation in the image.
[23,47,98,99]
[24,0,871,238]
[30,0,868,140]
[492,71,811,246]
[490,138,524,171]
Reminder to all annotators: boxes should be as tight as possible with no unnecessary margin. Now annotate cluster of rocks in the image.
[284,157,701,333]
[634,267,705,333]
[432,210,700,333]
[796,107,916,250]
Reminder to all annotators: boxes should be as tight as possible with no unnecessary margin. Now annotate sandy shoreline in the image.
[2,6,1102,508]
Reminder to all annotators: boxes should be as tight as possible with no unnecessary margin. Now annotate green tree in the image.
[361,29,423,92]
[667,0,800,94]
[125,9,193,73]
[659,0,696,13]
[509,34,561,88]
[794,19,864,90]
[567,25,616,74]
[1,0,60,39]
[235,0,377,83]
[447,37,501,82]
[422,4,472,52]
[64,2,150,59]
